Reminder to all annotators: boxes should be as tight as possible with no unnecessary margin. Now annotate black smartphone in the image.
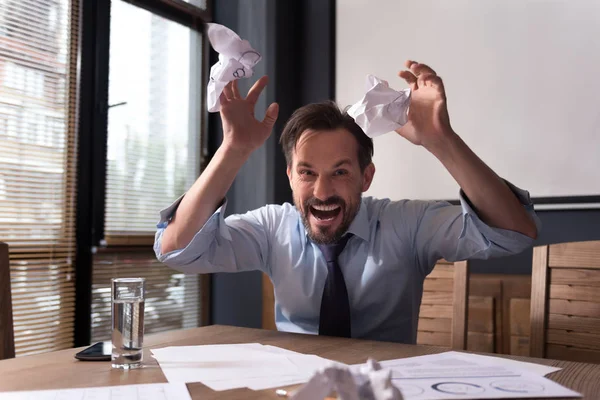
[74,341,112,361]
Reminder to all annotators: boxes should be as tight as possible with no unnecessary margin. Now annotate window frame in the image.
[75,0,211,346]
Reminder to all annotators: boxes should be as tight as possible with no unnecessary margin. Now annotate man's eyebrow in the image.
[296,161,313,168]
[296,159,353,169]
[333,159,353,168]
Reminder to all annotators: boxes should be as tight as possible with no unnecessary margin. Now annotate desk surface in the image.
[0,325,597,399]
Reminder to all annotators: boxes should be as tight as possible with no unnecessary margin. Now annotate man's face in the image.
[287,128,375,244]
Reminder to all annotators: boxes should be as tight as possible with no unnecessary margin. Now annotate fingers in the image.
[246,76,269,105]
[231,79,241,98]
[222,81,234,100]
[398,70,418,91]
[407,60,437,77]
[399,60,444,93]
[417,73,445,95]
[262,102,279,129]
[219,91,230,106]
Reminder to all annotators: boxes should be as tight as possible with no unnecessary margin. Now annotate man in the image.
[155,60,539,343]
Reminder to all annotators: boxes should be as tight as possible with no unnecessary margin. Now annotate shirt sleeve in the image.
[153,196,275,275]
[389,181,541,276]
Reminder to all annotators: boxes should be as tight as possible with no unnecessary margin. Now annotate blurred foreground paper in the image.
[206,23,261,112]
[347,75,410,138]
[0,383,191,400]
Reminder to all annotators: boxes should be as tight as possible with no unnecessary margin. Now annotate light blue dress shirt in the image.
[154,182,539,343]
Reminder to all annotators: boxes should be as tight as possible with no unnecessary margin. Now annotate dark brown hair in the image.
[279,101,374,171]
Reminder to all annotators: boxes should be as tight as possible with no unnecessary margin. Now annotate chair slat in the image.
[549,299,600,318]
[546,344,600,364]
[547,329,600,351]
[549,284,600,302]
[419,304,453,319]
[549,241,600,269]
[417,331,451,347]
[548,314,600,335]
[418,317,452,333]
[423,278,454,292]
[550,268,600,287]
[421,292,453,304]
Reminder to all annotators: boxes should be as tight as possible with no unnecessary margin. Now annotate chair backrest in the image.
[417,260,469,349]
[263,260,470,347]
[530,240,600,363]
[262,273,277,330]
[0,242,15,359]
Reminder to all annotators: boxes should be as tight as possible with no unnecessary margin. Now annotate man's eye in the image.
[300,170,314,176]
[334,169,348,176]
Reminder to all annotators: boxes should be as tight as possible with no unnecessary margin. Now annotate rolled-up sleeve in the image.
[153,197,273,275]
[394,181,540,276]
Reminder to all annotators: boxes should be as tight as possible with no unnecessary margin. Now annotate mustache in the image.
[304,196,345,208]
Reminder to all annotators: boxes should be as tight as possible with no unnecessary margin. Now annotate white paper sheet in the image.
[377,352,580,400]
[0,383,191,400]
[347,74,411,138]
[151,343,342,391]
[443,351,562,376]
[391,376,580,400]
[206,23,261,112]
[151,345,300,383]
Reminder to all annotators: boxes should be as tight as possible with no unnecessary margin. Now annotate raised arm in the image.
[395,60,537,239]
[160,77,279,254]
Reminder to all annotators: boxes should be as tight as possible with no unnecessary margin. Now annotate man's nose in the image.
[313,175,334,200]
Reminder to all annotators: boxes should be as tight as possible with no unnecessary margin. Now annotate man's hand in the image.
[395,60,453,149]
[220,76,279,154]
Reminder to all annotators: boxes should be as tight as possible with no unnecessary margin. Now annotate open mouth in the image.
[309,204,342,222]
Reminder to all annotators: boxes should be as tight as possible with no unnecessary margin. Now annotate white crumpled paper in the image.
[206,23,262,112]
[347,75,411,138]
[290,359,403,400]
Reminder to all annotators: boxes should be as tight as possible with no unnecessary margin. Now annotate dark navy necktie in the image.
[317,234,352,338]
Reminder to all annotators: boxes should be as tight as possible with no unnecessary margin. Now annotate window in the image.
[90,0,206,342]
[1,0,208,354]
[0,0,78,356]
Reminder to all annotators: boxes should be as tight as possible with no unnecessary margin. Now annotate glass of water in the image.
[111,277,145,369]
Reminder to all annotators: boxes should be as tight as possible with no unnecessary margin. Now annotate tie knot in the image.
[318,234,352,263]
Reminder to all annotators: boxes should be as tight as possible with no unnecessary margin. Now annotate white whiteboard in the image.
[337,0,600,207]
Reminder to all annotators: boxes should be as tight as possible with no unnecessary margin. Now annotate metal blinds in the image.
[0,0,79,356]
[91,250,203,342]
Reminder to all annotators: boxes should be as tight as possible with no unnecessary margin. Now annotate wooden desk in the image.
[0,325,596,399]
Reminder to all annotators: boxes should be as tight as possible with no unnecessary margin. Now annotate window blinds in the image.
[91,250,203,342]
[0,0,78,356]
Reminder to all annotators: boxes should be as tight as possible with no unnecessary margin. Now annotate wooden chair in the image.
[530,241,600,363]
[417,260,469,349]
[262,273,277,330]
[263,260,470,349]
[0,242,15,359]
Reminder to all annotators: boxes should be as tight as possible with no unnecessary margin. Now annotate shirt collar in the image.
[346,198,370,242]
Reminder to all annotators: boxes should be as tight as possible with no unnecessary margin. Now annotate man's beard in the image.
[295,194,361,245]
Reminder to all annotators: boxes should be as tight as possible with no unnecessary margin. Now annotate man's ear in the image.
[362,163,375,192]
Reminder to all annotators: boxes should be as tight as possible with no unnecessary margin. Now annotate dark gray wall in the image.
[470,209,600,274]
[209,0,335,327]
